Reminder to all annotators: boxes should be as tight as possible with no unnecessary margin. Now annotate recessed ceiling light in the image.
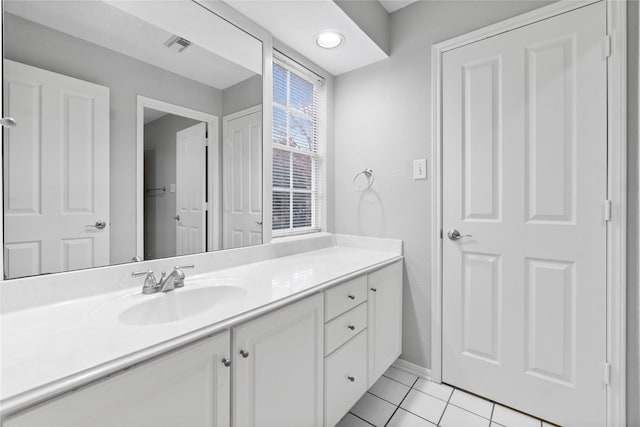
[315,31,344,49]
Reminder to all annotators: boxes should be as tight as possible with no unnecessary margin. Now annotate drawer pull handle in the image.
[222,358,232,367]
[239,349,250,358]
[370,288,377,292]
[348,325,356,331]
[347,376,355,382]
[348,294,355,300]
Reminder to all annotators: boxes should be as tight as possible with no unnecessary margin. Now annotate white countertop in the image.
[0,243,401,415]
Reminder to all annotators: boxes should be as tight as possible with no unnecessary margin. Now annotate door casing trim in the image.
[429,1,627,425]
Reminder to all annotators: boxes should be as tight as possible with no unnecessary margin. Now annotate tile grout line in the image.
[489,401,496,425]
[436,385,455,426]
[382,376,419,427]
[349,411,376,426]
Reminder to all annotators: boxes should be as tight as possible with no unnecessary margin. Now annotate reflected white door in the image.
[442,3,607,426]
[222,107,262,249]
[3,60,110,279]
[175,122,206,256]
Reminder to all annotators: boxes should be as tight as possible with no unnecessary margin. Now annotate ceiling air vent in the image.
[164,35,192,53]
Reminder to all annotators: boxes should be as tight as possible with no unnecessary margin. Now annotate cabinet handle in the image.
[239,349,250,358]
[370,288,377,292]
[222,358,231,367]
[347,294,355,300]
[347,376,355,382]
[348,325,356,331]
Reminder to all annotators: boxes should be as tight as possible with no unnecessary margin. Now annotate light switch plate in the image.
[413,159,427,180]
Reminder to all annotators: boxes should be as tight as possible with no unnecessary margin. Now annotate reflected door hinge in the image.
[604,200,612,222]
[603,362,611,385]
[602,35,612,60]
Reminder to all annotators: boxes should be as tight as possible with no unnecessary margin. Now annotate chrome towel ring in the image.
[353,168,375,191]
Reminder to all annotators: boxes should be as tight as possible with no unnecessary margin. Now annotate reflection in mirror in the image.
[2,0,263,279]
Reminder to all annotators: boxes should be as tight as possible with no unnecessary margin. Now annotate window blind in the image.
[272,54,325,237]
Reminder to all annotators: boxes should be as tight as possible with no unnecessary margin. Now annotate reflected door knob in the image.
[174,214,180,221]
[86,220,107,230]
[447,229,472,241]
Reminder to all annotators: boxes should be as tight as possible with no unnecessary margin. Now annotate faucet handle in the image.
[172,264,194,288]
[132,270,159,294]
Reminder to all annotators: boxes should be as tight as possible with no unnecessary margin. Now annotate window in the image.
[272,55,325,236]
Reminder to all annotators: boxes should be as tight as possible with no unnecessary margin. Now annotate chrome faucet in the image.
[132,264,195,294]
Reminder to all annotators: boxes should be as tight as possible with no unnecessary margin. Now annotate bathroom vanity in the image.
[0,234,403,427]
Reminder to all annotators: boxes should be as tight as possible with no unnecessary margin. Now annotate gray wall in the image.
[143,114,200,260]
[221,75,262,117]
[334,1,640,423]
[4,13,222,265]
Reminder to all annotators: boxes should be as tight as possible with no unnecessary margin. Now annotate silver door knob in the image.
[0,117,17,128]
[86,220,106,230]
[255,220,263,226]
[222,358,231,367]
[174,214,180,221]
[239,349,249,358]
[347,376,355,382]
[447,229,472,241]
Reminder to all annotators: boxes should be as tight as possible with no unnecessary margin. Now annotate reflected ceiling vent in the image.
[164,35,192,53]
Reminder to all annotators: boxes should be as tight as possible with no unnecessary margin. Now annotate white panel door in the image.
[176,122,206,256]
[442,3,606,426]
[233,294,324,427]
[222,108,262,249]
[4,332,231,427]
[3,60,109,279]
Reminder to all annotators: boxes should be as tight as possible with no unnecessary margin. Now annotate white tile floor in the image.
[337,367,559,427]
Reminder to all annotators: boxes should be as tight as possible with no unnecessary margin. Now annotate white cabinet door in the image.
[325,331,368,427]
[233,294,324,427]
[368,261,403,385]
[4,332,231,427]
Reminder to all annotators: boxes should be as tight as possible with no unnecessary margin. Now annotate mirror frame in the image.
[0,0,274,282]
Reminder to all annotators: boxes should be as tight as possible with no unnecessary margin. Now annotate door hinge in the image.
[602,35,612,60]
[204,138,209,147]
[603,362,611,386]
[603,200,612,222]
[440,229,443,239]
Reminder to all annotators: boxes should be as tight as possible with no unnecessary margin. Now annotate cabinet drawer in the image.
[325,302,367,356]
[324,331,367,427]
[325,275,367,321]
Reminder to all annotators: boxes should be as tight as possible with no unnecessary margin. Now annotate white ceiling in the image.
[4,0,261,90]
[378,0,420,13]
[226,0,389,76]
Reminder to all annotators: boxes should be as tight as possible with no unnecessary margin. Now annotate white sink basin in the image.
[119,286,247,326]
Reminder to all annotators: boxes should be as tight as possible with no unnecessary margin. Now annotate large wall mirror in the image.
[2,0,264,279]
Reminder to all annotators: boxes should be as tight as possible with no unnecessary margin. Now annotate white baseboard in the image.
[392,358,432,380]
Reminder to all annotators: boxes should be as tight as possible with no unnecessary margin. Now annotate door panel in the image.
[222,108,262,249]
[175,122,206,256]
[442,3,606,426]
[3,60,110,278]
